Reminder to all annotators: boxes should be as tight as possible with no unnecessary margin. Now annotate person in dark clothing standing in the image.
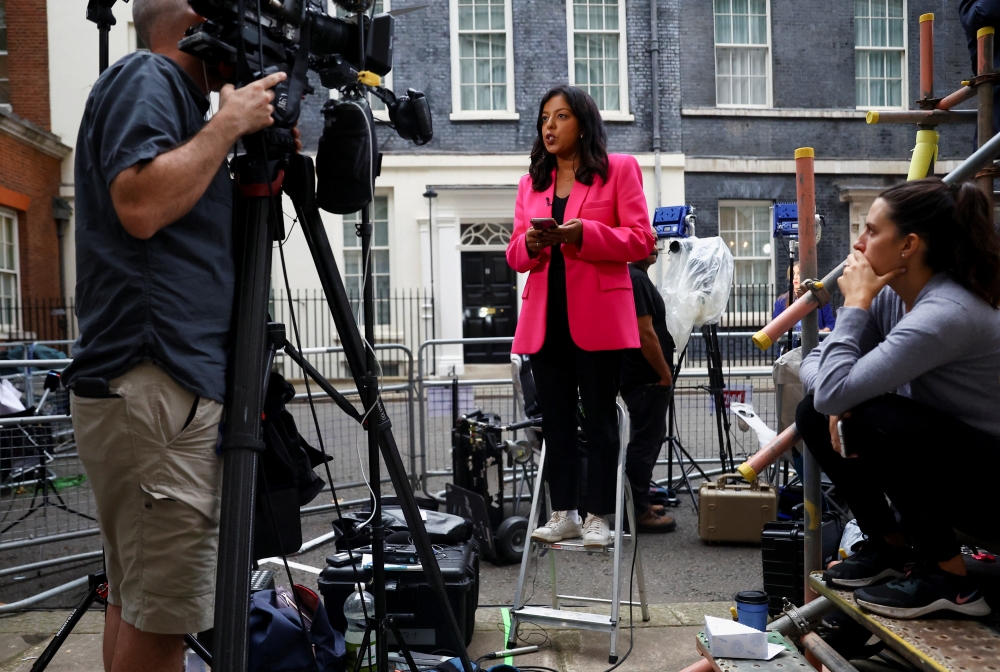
[621,247,677,532]
[959,1,1000,137]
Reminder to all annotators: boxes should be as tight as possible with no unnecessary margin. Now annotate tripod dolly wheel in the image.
[496,516,529,563]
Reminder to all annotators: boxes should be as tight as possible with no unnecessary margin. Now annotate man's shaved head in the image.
[132,0,194,51]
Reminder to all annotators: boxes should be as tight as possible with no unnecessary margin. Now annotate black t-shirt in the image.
[544,195,571,346]
[64,52,235,402]
[621,264,675,392]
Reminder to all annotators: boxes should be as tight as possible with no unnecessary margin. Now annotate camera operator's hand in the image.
[217,71,287,138]
[110,71,290,240]
[292,125,303,154]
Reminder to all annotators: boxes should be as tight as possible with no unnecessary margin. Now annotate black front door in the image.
[461,251,517,363]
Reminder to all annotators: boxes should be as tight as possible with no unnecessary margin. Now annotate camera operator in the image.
[64,1,291,670]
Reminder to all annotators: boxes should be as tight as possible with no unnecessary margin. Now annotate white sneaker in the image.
[582,514,611,548]
[531,510,584,543]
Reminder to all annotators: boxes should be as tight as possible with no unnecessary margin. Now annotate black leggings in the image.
[796,394,1000,563]
[530,334,622,517]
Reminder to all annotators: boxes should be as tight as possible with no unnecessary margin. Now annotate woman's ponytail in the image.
[952,182,1000,308]
[879,177,1000,308]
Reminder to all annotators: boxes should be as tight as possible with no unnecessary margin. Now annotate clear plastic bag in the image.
[660,236,734,353]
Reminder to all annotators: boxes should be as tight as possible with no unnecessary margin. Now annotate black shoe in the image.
[823,540,910,588]
[854,564,992,619]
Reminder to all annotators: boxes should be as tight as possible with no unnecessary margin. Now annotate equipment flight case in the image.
[318,539,480,654]
[760,514,842,615]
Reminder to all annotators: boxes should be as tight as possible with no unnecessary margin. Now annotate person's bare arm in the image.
[110,72,286,239]
[637,315,673,386]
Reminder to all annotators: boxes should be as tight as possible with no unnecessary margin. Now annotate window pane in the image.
[374,222,388,247]
[749,0,766,14]
[474,3,488,30]
[750,75,766,105]
[458,3,473,30]
[460,85,475,110]
[887,50,901,78]
[343,218,358,247]
[491,2,505,30]
[732,12,749,43]
[872,0,885,18]
[715,14,731,43]
[855,16,869,46]
[887,0,902,17]
[574,4,588,29]
[888,17,903,47]
[714,0,730,14]
[751,15,767,44]
[887,78,901,106]
[870,78,885,106]
[344,251,361,276]
[374,196,388,221]
[374,250,390,274]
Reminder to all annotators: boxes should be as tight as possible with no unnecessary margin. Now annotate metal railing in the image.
[0,331,792,606]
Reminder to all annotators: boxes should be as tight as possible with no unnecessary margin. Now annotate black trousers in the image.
[530,335,623,517]
[796,394,1000,563]
[621,384,671,513]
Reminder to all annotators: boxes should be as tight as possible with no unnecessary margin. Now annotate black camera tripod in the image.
[212,144,472,672]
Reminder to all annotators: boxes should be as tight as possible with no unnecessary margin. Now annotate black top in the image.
[64,52,235,402]
[621,264,675,392]
[544,195,571,346]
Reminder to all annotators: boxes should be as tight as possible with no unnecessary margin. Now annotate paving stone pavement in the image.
[0,604,721,671]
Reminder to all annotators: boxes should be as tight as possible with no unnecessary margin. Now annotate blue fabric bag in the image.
[249,587,346,672]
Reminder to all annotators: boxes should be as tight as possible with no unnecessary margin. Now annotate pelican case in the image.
[761,515,844,615]
[698,474,777,543]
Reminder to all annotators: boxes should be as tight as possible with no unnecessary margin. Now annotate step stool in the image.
[506,403,650,664]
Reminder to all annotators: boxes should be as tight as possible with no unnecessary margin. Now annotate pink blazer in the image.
[507,153,655,354]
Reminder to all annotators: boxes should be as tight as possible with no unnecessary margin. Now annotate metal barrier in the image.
[0,413,94,549]
[413,336,783,498]
[0,331,787,606]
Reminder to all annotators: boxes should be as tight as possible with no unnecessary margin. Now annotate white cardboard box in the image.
[704,615,784,660]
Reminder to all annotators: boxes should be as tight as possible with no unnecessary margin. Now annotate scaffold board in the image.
[809,571,1000,672]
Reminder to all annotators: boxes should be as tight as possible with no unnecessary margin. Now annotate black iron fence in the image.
[269,288,433,380]
[0,299,77,345]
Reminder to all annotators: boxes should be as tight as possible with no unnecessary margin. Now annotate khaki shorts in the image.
[73,361,223,634]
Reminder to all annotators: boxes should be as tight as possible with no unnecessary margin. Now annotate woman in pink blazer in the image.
[507,86,655,547]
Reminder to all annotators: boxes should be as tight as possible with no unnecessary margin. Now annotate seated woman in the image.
[798,178,1000,619]
[507,85,654,548]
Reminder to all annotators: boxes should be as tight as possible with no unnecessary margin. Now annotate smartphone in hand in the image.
[530,218,558,230]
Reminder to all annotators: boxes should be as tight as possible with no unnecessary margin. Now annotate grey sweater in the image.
[800,273,1000,440]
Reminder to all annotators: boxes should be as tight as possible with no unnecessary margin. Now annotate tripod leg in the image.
[184,634,213,667]
[213,187,274,672]
[30,575,105,672]
[285,155,473,671]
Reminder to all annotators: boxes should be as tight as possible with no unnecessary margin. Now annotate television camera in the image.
[179,0,432,161]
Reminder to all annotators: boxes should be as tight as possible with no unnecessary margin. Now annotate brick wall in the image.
[298,0,682,156]
[0,133,63,306]
[5,0,52,130]
[680,0,978,293]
